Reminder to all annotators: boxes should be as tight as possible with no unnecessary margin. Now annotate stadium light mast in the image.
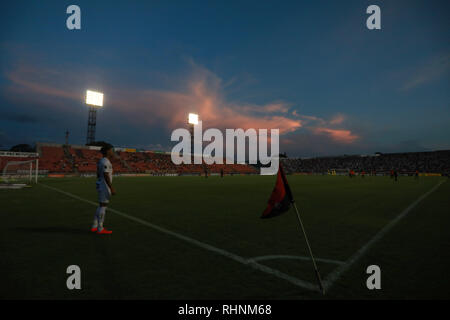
[85,90,104,145]
[188,113,199,162]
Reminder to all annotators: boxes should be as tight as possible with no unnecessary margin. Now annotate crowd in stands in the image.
[0,145,256,175]
[2,145,449,176]
[38,146,72,173]
[281,150,450,175]
[68,147,129,173]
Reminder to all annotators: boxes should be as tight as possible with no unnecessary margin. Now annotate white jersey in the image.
[96,157,113,192]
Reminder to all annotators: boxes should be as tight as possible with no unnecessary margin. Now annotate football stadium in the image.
[1,144,449,299]
[1,0,449,308]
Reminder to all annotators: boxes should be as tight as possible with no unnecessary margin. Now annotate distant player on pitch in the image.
[91,144,116,234]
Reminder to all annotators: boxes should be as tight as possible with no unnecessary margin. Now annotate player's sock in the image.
[91,206,101,230]
[97,206,107,231]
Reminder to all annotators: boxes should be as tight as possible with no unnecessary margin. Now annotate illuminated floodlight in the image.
[188,113,199,125]
[85,90,104,107]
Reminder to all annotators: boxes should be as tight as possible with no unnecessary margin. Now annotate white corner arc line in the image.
[248,255,345,266]
[323,180,446,291]
[40,183,320,293]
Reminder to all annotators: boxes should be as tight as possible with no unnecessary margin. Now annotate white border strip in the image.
[40,183,320,292]
[323,180,446,291]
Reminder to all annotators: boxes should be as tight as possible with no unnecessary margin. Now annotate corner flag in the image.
[261,163,293,218]
[261,163,326,294]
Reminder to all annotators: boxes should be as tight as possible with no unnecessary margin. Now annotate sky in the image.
[0,0,449,157]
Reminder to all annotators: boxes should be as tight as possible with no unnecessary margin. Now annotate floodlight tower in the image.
[188,113,199,162]
[85,90,104,145]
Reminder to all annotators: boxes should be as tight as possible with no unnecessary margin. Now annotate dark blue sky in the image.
[1,0,449,156]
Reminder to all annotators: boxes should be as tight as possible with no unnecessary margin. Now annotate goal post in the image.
[1,159,39,184]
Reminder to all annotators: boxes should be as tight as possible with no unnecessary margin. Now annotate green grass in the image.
[0,175,449,299]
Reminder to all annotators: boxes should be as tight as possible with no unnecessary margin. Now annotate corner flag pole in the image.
[268,163,325,294]
[292,201,325,295]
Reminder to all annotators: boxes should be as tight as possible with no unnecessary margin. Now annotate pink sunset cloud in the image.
[3,60,359,146]
[312,127,359,144]
[329,114,345,125]
[6,66,79,102]
[107,66,302,134]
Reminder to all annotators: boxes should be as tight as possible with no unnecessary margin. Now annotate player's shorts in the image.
[96,182,111,204]
[97,188,111,204]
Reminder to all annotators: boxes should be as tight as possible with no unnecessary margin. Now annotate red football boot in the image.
[97,228,112,234]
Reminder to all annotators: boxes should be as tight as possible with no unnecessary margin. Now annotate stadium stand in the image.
[38,146,73,173]
[4,143,447,177]
[6,143,257,175]
[281,150,450,175]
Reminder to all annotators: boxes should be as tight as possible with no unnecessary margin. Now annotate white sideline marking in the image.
[248,255,345,266]
[40,183,320,292]
[323,180,446,291]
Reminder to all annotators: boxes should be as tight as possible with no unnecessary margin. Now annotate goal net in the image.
[1,159,39,185]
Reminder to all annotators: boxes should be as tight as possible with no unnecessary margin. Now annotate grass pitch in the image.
[0,175,449,299]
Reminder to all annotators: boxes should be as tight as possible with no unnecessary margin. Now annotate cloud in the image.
[312,127,359,144]
[1,59,360,154]
[3,64,81,109]
[3,61,302,134]
[401,53,450,91]
[291,113,359,144]
[102,63,303,134]
[281,131,363,157]
[329,114,345,125]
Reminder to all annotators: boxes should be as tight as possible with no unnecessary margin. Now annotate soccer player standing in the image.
[91,145,116,234]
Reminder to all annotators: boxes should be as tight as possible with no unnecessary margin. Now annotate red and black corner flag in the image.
[261,163,294,219]
[260,162,326,294]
